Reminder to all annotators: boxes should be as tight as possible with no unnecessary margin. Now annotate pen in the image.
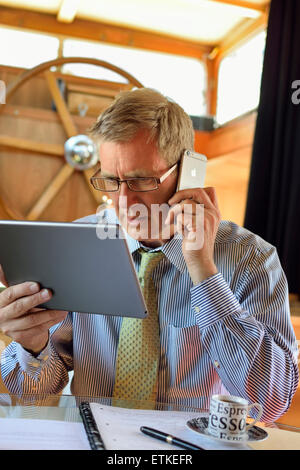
[140,426,204,451]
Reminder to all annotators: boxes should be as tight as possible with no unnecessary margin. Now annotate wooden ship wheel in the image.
[0,57,143,221]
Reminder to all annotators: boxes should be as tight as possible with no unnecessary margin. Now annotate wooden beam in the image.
[0,134,64,156]
[57,0,80,23]
[0,103,94,130]
[210,0,268,13]
[205,55,220,117]
[26,164,74,220]
[44,70,77,138]
[214,14,268,63]
[205,13,268,116]
[0,6,212,59]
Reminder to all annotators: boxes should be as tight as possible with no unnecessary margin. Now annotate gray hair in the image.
[90,88,194,165]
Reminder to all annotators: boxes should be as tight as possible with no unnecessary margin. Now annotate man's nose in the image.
[118,181,139,209]
[119,181,130,204]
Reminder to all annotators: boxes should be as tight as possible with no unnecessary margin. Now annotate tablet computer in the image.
[0,220,147,318]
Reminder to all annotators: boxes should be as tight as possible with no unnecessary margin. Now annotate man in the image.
[0,88,298,421]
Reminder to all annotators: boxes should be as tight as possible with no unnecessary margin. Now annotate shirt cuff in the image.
[16,341,51,377]
[191,272,241,329]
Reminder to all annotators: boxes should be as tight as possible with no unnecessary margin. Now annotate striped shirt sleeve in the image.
[191,244,299,421]
[1,313,73,395]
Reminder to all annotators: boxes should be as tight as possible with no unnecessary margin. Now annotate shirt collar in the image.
[99,208,187,274]
[126,231,187,274]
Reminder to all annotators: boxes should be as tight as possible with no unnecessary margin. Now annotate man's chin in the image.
[125,225,151,242]
[123,223,174,248]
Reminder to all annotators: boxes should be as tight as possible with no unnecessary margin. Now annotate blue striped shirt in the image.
[1,212,299,421]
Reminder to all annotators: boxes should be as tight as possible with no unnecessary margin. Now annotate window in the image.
[63,39,207,116]
[216,31,266,125]
[0,26,59,69]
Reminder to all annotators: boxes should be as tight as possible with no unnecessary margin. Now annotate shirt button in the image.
[194,306,200,313]
[214,360,220,368]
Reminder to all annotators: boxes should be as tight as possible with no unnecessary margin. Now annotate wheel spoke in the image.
[26,164,74,220]
[44,71,77,139]
[0,134,64,157]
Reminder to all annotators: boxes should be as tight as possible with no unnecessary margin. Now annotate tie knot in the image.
[138,248,165,281]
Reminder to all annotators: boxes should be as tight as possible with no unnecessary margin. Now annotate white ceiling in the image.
[0,0,269,43]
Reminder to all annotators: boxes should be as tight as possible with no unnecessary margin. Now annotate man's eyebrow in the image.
[100,171,116,178]
[100,170,154,178]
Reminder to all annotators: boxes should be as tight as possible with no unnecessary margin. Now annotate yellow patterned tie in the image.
[112,249,164,407]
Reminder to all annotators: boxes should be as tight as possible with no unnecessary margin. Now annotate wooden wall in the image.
[194,112,256,226]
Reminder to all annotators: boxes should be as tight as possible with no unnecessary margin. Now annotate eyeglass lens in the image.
[92,177,158,192]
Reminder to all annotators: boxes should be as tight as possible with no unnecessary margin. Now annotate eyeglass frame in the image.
[90,162,178,192]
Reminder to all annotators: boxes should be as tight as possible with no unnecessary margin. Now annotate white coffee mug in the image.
[208,394,263,442]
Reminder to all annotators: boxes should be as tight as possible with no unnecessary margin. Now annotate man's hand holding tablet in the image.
[0,220,147,356]
[0,266,67,355]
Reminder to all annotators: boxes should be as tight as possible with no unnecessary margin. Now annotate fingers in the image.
[0,309,67,338]
[0,278,67,352]
[167,187,221,228]
[0,282,51,313]
[168,187,217,208]
[204,187,220,212]
[165,187,221,251]
[165,199,204,246]
[165,199,195,226]
[175,206,204,239]
[166,199,205,233]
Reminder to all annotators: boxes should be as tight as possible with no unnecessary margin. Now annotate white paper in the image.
[90,403,250,451]
[0,418,90,450]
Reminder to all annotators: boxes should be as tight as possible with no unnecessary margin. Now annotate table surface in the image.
[0,394,299,450]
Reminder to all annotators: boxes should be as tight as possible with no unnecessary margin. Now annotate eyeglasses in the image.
[90,163,178,192]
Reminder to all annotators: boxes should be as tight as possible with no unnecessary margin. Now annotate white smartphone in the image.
[176,150,207,190]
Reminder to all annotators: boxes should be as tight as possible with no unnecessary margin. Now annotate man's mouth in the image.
[126,215,147,226]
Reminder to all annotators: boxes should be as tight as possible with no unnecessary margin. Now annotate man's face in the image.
[99,129,178,247]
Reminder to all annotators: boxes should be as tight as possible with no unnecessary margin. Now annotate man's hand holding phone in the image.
[0,265,67,355]
[165,150,220,285]
[166,187,220,285]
